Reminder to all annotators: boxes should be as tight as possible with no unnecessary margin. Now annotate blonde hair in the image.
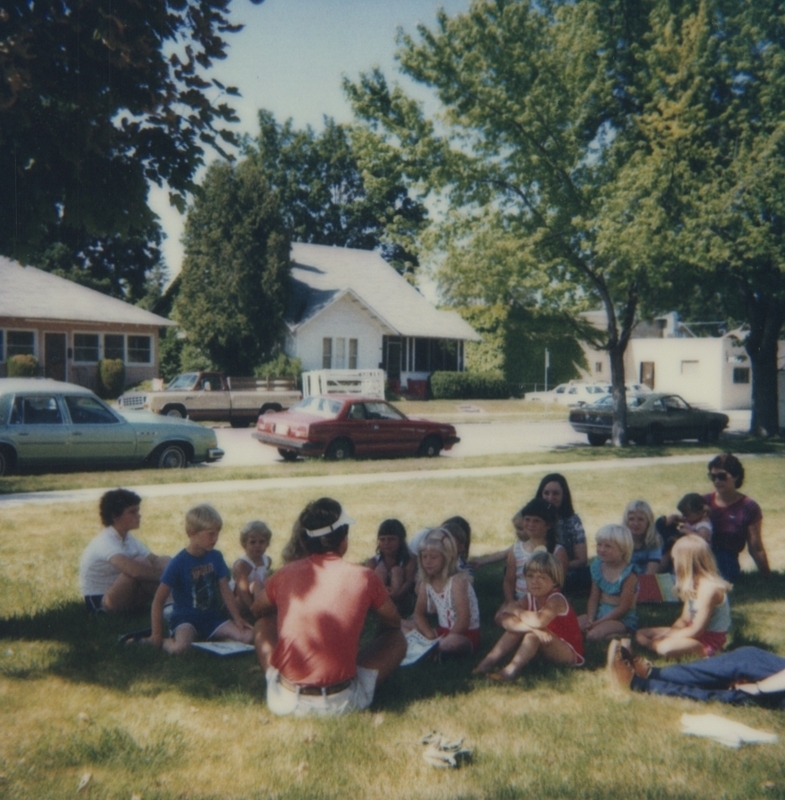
[418,528,458,585]
[595,524,633,565]
[623,500,662,551]
[185,503,223,534]
[240,520,272,547]
[672,535,731,600]
[523,551,564,589]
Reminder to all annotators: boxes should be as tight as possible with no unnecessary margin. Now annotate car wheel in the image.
[418,435,443,457]
[163,406,185,418]
[700,424,721,444]
[587,433,608,447]
[229,418,251,428]
[261,403,283,415]
[278,448,299,462]
[0,446,14,477]
[156,444,188,469]
[325,438,353,461]
[645,425,663,446]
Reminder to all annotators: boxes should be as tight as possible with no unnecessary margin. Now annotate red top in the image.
[527,589,584,659]
[265,553,389,686]
[703,492,762,555]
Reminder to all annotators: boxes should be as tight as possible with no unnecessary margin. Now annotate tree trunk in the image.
[609,343,629,447]
[745,297,784,437]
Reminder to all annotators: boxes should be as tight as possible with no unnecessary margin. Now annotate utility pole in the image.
[544,347,550,392]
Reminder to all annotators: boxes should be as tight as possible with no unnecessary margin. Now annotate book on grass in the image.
[191,641,255,656]
[637,573,679,603]
[401,629,442,666]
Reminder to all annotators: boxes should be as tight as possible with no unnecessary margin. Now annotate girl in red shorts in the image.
[636,535,731,659]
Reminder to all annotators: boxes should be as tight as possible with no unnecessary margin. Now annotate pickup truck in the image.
[118,372,302,428]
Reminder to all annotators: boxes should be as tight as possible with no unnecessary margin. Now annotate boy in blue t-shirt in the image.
[148,504,253,654]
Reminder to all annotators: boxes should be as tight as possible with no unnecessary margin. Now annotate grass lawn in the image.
[1,456,784,798]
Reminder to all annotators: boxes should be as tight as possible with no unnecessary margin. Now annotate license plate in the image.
[275,423,289,435]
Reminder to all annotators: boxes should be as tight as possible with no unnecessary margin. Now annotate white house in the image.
[283,243,480,395]
[0,256,174,389]
[578,311,785,410]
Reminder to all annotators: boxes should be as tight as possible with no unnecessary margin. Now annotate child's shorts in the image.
[436,626,481,652]
[697,630,727,657]
[169,609,229,641]
[265,666,377,717]
[84,595,105,613]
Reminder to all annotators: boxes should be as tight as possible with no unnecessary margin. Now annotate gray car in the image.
[0,378,224,476]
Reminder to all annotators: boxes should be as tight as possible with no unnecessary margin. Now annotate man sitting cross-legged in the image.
[252,497,406,717]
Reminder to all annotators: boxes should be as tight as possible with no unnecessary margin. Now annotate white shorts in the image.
[265,666,378,717]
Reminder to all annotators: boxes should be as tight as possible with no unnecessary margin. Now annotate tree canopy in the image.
[0,0,261,299]
[246,110,428,273]
[346,0,785,440]
[174,160,290,375]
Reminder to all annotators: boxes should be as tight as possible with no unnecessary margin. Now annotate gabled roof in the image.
[0,257,174,327]
[285,243,480,341]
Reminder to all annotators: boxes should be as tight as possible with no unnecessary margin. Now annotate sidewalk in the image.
[0,453,725,508]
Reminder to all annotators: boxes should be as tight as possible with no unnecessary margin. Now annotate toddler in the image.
[231,520,273,619]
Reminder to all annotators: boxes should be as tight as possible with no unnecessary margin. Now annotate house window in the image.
[322,338,332,369]
[6,330,35,359]
[595,362,603,374]
[733,367,750,384]
[127,335,151,364]
[349,338,358,369]
[74,333,100,363]
[104,334,125,361]
[334,337,346,369]
[680,360,699,375]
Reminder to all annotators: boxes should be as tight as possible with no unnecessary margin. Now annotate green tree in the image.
[247,111,428,273]
[1,0,261,298]
[174,160,290,375]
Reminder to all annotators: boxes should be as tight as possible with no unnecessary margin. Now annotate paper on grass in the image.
[191,641,255,656]
[680,713,779,748]
[401,629,442,666]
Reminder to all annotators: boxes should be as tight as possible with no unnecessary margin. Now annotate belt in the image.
[278,674,352,696]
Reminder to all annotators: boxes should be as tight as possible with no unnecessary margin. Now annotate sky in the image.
[149,0,471,292]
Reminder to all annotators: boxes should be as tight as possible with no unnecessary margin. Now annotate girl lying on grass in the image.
[404,528,480,656]
[473,551,584,681]
[635,535,731,659]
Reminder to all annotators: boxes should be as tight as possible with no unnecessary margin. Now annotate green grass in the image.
[1,457,784,798]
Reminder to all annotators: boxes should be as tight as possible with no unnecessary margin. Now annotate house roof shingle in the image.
[0,257,174,327]
[286,243,480,341]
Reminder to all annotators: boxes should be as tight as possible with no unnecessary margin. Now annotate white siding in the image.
[284,294,386,372]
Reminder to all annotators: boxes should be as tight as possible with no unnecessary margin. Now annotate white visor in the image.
[303,509,355,538]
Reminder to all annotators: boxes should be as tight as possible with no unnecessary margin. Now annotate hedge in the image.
[429,370,511,399]
[97,358,126,399]
[7,354,39,377]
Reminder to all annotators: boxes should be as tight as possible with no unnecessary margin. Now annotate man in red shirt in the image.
[252,498,406,716]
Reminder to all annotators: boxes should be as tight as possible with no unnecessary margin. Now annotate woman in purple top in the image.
[703,454,770,582]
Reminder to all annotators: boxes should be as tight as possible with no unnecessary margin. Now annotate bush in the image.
[97,358,125,399]
[255,354,303,381]
[7,354,39,377]
[429,370,510,399]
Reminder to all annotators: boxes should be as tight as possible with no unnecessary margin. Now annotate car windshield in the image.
[167,373,199,390]
[292,396,344,418]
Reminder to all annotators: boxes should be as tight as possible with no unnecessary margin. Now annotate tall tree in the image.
[0,0,261,298]
[174,160,290,375]
[247,110,428,273]
[346,0,674,445]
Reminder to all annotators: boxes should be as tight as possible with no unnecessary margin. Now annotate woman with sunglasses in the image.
[703,454,770,582]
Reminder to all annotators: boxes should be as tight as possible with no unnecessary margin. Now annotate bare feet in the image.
[484,668,517,682]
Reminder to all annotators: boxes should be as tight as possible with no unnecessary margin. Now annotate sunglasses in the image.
[708,471,729,482]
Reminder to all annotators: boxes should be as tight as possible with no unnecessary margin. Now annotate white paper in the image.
[680,713,779,748]
[191,641,256,656]
[401,629,442,666]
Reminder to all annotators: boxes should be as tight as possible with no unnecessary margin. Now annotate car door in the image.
[186,373,231,420]
[8,393,71,468]
[63,394,138,465]
[363,401,417,455]
[660,395,694,439]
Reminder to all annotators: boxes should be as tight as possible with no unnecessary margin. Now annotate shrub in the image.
[429,370,510,399]
[255,354,303,381]
[7,354,39,377]
[97,358,125,399]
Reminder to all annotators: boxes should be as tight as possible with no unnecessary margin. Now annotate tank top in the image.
[687,591,731,633]
[526,589,584,661]
[426,575,480,631]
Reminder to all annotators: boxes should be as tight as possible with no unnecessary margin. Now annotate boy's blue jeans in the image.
[631,646,785,706]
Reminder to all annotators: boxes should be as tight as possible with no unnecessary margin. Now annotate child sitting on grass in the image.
[231,520,273,620]
[473,551,584,681]
[365,518,416,614]
[147,504,253,654]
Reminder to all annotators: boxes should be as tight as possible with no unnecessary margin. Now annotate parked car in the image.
[118,371,301,427]
[569,392,729,446]
[0,378,224,475]
[253,395,460,461]
[526,382,609,406]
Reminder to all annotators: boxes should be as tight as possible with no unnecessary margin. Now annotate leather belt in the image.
[278,674,352,696]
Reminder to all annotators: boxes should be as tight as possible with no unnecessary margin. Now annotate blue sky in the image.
[150,0,471,284]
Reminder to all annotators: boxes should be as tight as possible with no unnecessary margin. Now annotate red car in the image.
[253,395,460,461]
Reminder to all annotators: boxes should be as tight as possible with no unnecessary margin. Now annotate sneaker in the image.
[620,646,653,679]
[607,640,634,689]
